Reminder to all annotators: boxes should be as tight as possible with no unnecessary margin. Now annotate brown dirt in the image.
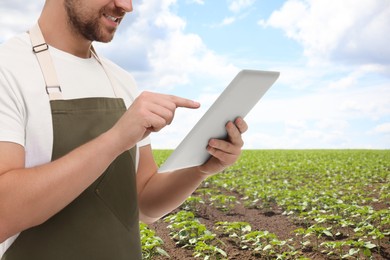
[149,204,297,260]
[148,189,390,260]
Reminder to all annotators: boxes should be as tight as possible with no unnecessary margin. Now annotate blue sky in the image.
[1,0,389,149]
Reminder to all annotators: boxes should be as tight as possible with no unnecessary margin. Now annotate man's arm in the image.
[137,117,248,224]
[0,92,200,242]
[0,132,123,243]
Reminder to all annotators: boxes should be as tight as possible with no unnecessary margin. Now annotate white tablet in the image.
[158,69,280,173]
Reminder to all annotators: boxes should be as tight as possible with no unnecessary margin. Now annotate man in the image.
[0,0,247,259]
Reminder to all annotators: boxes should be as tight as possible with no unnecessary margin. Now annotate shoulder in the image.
[0,33,33,66]
[0,33,40,85]
[0,32,46,119]
[98,55,140,101]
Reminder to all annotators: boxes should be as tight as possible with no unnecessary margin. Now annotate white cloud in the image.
[187,0,205,4]
[315,119,349,131]
[286,119,307,129]
[228,0,256,13]
[0,0,44,42]
[96,0,238,91]
[252,0,390,148]
[242,62,390,149]
[251,80,389,123]
[259,0,390,67]
[244,126,352,149]
[211,13,250,28]
[220,16,237,26]
[1,0,388,149]
[372,123,390,134]
[211,0,254,27]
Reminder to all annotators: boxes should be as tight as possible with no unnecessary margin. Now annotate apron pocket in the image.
[95,150,138,230]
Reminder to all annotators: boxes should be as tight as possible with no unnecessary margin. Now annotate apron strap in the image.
[28,23,126,101]
[90,46,124,99]
[29,23,63,100]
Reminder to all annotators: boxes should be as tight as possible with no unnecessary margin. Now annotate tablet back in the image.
[158,69,280,173]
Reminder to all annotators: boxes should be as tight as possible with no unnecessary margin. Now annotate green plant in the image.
[210,194,238,212]
[321,241,353,259]
[182,196,204,213]
[140,222,169,259]
[193,241,227,260]
[307,224,333,250]
[169,219,207,247]
[347,239,377,258]
[214,221,251,246]
[196,188,215,203]
[164,210,225,259]
[241,230,298,259]
[151,149,390,259]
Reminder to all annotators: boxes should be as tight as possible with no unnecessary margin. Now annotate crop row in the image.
[145,149,389,259]
[141,210,308,259]
[206,150,390,259]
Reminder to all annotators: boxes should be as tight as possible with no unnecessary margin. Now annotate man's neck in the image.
[38,5,92,58]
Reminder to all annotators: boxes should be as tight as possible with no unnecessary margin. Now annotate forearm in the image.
[138,167,208,223]
[0,130,129,242]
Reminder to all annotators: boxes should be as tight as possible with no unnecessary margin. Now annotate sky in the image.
[1,0,389,149]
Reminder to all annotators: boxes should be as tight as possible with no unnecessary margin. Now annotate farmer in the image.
[0,0,248,259]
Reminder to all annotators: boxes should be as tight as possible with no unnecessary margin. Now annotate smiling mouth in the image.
[103,13,121,23]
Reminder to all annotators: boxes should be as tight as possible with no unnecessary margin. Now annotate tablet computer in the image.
[158,69,280,173]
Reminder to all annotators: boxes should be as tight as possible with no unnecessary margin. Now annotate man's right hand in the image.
[109,91,200,152]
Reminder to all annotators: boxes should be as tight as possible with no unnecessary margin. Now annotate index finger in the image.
[170,95,200,109]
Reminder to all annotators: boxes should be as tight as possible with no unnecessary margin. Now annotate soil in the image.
[148,188,390,260]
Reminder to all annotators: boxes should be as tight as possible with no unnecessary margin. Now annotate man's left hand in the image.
[197,117,248,175]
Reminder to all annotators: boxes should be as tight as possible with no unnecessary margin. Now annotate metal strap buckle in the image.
[32,43,49,54]
[46,86,62,94]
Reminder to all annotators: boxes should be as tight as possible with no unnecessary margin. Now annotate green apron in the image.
[2,24,142,260]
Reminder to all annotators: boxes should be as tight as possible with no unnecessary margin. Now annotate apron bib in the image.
[2,24,141,260]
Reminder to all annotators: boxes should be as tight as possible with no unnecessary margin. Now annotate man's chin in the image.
[97,38,114,43]
[96,30,116,43]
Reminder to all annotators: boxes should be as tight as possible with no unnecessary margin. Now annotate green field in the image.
[141,150,390,259]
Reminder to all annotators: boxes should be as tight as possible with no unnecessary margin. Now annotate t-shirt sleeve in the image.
[137,136,151,147]
[0,69,25,146]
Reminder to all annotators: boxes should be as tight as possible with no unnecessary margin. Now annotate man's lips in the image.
[103,13,122,23]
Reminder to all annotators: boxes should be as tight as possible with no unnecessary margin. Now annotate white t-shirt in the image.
[0,33,150,256]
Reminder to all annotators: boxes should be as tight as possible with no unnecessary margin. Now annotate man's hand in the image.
[109,91,200,152]
[197,117,248,175]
